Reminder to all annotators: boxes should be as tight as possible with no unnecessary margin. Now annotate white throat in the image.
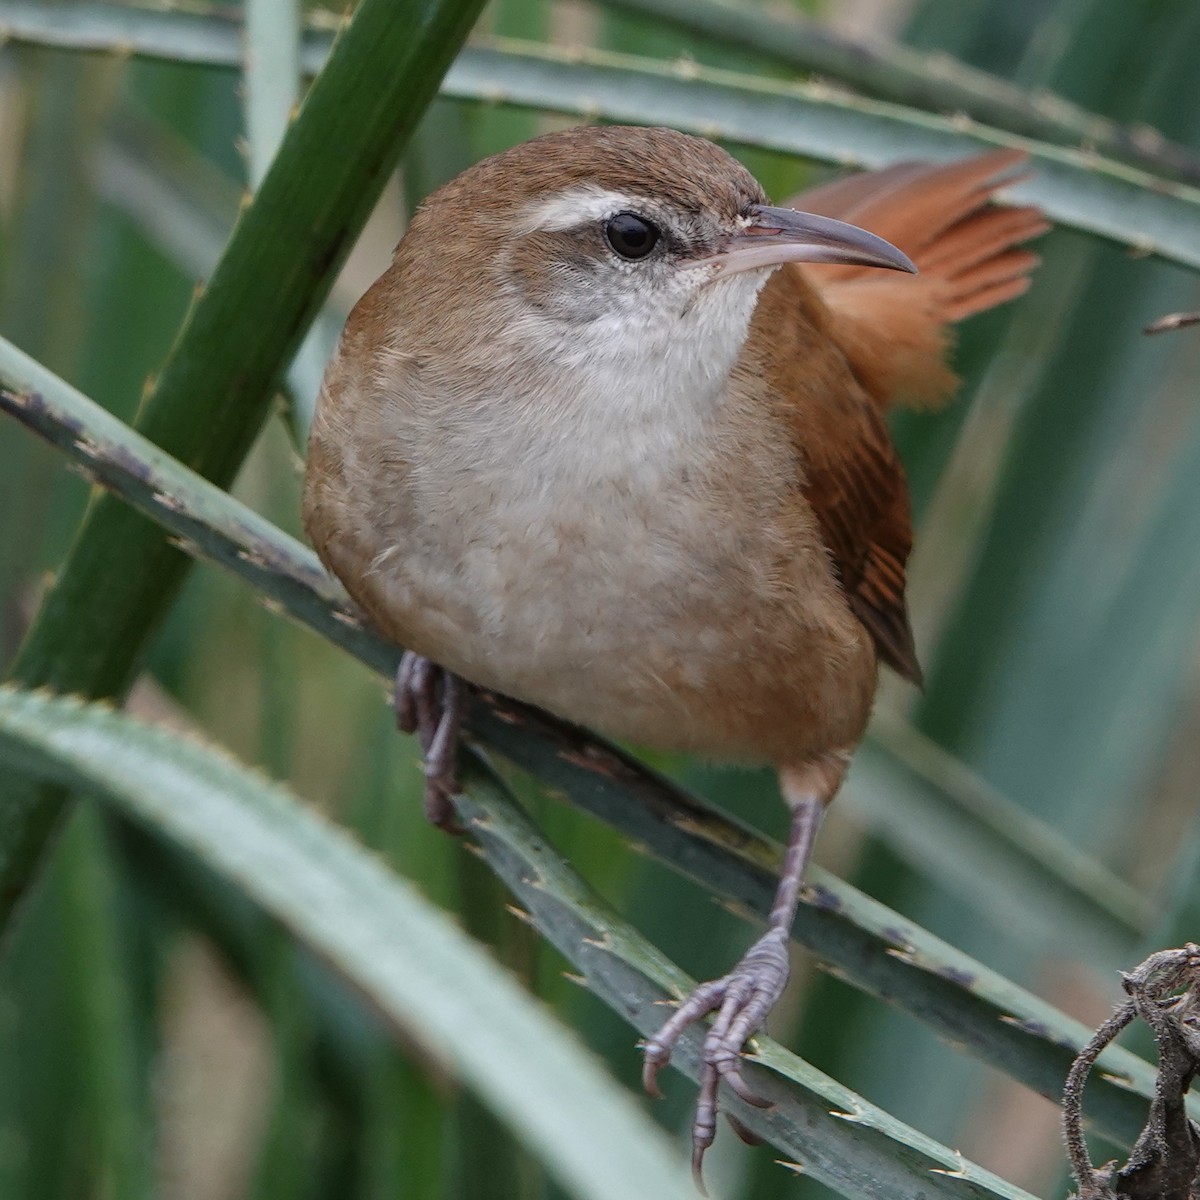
[497,267,770,471]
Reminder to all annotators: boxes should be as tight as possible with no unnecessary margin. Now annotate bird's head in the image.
[389,126,915,383]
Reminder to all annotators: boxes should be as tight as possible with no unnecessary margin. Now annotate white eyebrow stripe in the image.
[519,186,651,234]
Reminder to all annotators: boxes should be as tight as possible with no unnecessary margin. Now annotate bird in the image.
[303,124,1046,1180]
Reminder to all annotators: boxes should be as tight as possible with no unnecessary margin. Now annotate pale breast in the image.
[305,347,877,765]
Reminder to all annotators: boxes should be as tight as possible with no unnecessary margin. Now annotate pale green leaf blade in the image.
[0,685,695,1200]
[1,5,1200,270]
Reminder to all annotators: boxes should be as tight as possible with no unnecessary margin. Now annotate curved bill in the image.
[694,204,917,277]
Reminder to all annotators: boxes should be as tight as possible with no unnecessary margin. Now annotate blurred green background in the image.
[1,0,1199,1197]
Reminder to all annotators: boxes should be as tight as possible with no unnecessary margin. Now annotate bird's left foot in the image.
[641,927,789,1184]
[394,651,467,830]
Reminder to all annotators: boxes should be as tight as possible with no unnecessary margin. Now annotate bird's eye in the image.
[604,212,660,260]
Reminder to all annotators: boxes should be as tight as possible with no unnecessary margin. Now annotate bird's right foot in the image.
[394,651,467,830]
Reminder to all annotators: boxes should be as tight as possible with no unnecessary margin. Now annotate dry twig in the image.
[1064,945,1200,1200]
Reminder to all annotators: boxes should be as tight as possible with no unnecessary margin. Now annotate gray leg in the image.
[393,651,467,830]
[641,753,847,1183]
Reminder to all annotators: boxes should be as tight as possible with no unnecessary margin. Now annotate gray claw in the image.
[393,652,467,831]
[641,928,790,1182]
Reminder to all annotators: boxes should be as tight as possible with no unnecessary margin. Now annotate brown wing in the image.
[789,150,1048,410]
[802,390,922,684]
[750,269,922,684]
[743,151,1048,680]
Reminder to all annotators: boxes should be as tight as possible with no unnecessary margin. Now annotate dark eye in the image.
[604,212,660,260]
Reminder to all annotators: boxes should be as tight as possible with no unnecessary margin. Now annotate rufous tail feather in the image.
[792,150,1049,410]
